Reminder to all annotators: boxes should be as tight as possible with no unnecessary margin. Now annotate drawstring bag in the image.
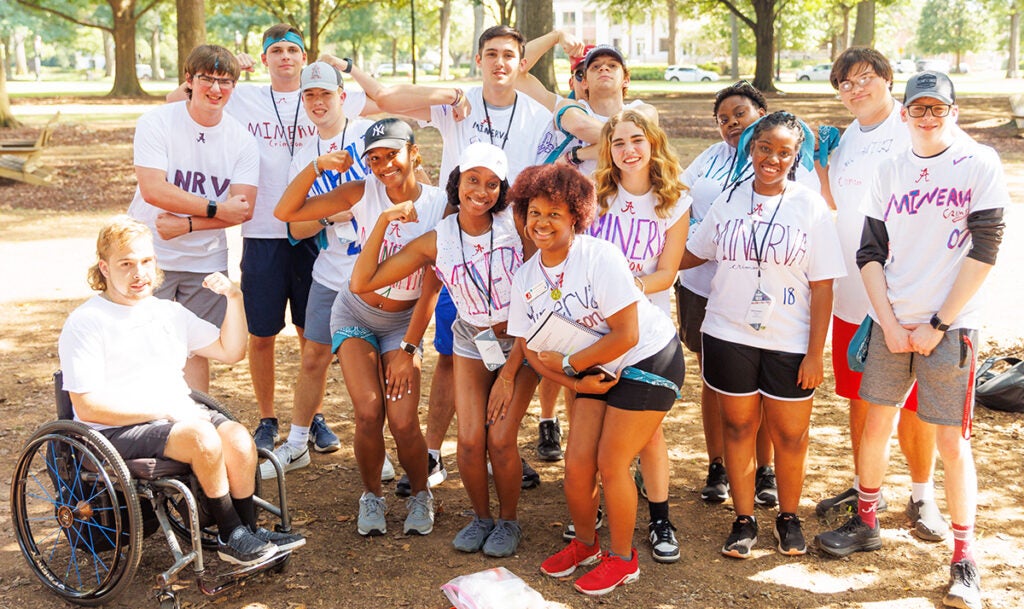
[975,356,1024,413]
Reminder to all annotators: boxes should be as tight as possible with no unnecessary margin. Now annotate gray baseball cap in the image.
[904,71,955,106]
[301,61,344,92]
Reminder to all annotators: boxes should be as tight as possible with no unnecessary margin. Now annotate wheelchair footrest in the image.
[196,550,292,596]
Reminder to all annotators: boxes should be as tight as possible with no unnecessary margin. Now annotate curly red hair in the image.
[509,164,597,233]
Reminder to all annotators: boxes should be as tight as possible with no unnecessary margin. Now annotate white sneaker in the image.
[381,453,396,482]
[259,443,311,480]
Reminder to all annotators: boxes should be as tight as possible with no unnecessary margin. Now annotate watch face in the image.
[403,342,417,354]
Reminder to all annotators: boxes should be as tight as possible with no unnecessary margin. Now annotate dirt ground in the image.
[1,93,1023,609]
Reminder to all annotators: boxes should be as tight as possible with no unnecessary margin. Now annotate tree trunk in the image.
[751,3,777,92]
[14,32,28,76]
[852,0,874,47]
[309,0,321,62]
[839,3,851,54]
[103,31,114,78]
[175,0,206,83]
[1008,10,1020,79]
[439,0,452,80]
[469,1,484,77]
[0,44,22,129]
[667,0,678,66]
[110,11,144,96]
[151,24,163,80]
[518,0,555,92]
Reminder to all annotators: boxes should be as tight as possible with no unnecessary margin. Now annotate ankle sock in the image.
[952,522,975,564]
[287,425,310,447]
[857,485,881,528]
[911,481,935,503]
[427,448,440,460]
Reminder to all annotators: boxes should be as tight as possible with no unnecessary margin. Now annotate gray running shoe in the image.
[253,526,306,552]
[453,517,495,552]
[259,442,310,480]
[403,490,435,535]
[482,519,522,557]
[252,418,279,453]
[906,498,949,542]
[816,514,882,557]
[217,526,277,566]
[357,492,387,537]
[943,559,982,609]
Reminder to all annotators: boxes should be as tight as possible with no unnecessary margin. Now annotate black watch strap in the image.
[930,314,950,332]
[206,199,217,218]
[343,58,354,74]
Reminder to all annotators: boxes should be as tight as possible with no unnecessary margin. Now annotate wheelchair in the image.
[10,372,297,609]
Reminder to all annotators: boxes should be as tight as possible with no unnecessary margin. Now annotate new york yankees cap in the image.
[904,71,955,106]
[458,141,508,181]
[301,61,344,92]
[361,118,414,157]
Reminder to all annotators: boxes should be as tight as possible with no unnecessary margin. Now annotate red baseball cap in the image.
[568,44,596,90]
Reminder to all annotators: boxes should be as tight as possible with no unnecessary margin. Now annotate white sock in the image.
[540,417,556,424]
[287,425,310,448]
[911,481,935,502]
[427,448,440,460]
[853,475,860,491]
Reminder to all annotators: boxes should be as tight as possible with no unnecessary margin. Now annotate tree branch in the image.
[14,0,110,33]
[715,0,756,31]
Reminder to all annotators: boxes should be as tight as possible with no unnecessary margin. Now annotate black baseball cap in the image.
[583,44,625,71]
[904,71,956,106]
[362,118,414,157]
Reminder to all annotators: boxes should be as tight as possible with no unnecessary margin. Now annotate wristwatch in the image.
[318,218,334,227]
[399,340,418,355]
[562,354,578,377]
[206,199,217,218]
[342,58,354,74]
[929,314,950,332]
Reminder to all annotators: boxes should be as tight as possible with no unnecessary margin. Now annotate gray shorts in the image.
[451,318,515,360]
[99,406,231,460]
[859,324,977,427]
[330,284,414,354]
[155,269,227,327]
[304,280,338,346]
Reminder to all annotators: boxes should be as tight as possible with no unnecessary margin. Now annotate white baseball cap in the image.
[300,61,343,92]
[458,142,508,181]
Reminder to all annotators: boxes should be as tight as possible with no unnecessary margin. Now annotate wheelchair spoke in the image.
[27,472,58,506]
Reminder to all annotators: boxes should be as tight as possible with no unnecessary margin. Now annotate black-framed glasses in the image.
[573,69,584,82]
[194,74,237,89]
[838,73,876,93]
[906,104,952,118]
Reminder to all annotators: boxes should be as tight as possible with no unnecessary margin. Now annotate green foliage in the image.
[916,0,989,57]
[628,66,667,80]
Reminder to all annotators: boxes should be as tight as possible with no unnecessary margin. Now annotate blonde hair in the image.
[593,110,686,219]
[87,216,153,292]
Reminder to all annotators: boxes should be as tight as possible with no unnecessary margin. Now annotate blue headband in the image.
[263,31,305,53]
[732,115,817,182]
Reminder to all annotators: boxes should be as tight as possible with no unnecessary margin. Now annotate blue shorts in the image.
[240,237,318,337]
[433,287,456,356]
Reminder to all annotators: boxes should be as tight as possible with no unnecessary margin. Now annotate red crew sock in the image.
[952,522,975,564]
[857,485,881,529]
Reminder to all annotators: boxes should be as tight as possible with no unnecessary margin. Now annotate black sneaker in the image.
[816,515,882,558]
[774,513,807,556]
[396,453,448,497]
[536,420,564,461]
[906,498,949,542]
[562,507,605,541]
[252,418,279,453]
[701,461,729,503]
[816,487,889,519]
[648,519,680,563]
[943,559,982,609]
[521,458,540,489]
[217,526,277,566]
[252,526,306,552]
[754,465,778,508]
[722,515,757,559]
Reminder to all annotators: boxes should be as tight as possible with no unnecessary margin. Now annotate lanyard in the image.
[538,250,569,301]
[457,216,495,319]
[749,186,785,280]
[271,88,302,157]
[316,118,349,163]
[481,92,517,150]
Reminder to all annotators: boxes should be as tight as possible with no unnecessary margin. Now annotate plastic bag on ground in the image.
[441,566,548,609]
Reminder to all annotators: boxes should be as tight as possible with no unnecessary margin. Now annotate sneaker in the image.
[721,515,758,559]
[816,487,889,518]
[309,413,340,453]
[906,498,949,542]
[701,461,729,503]
[755,465,778,508]
[217,526,277,566]
[648,519,680,563]
[562,507,605,541]
[403,490,435,535]
[816,514,882,557]
[633,462,648,500]
[482,519,522,557]
[252,418,279,453]
[541,538,602,577]
[395,453,447,496]
[452,517,495,553]
[574,549,640,596]
[521,458,540,489]
[943,559,982,609]
[774,513,807,556]
[357,492,387,537]
[381,453,396,483]
[536,420,564,461]
[252,526,306,552]
[258,442,311,480]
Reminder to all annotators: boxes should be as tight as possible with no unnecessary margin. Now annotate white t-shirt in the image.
[352,177,447,301]
[829,99,910,323]
[535,98,644,176]
[58,295,220,430]
[428,86,551,185]
[688,180,846,354]
[226,84,367,238]
[287,118,374,291]
[587,185,692,314]
[861,136,1009,330]
[507,236,677,369]
[127,102,260,273]
[434,209,524,327]
[680,141,822,297]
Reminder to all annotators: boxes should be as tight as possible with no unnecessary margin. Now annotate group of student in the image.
[58,21,1006,608]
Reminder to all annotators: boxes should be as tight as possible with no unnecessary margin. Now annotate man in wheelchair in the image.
[57,216,305,566]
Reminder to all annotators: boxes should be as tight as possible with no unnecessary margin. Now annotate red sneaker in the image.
[573,549,640,596]
[541,538,601,577]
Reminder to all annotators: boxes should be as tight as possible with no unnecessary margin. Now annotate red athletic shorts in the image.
[832,315,918,411]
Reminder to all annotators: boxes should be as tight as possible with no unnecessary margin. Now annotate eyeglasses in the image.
[906,104,952,118]
[194,74,236,89]
[573,69,584,82]
[838,72,876,93]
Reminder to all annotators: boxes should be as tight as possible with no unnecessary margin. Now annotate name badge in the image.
[745,288,774,331]
[524,280,549,304]
[474,328,507,371]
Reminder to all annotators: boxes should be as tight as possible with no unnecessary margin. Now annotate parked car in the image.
[916,58,951,73]
[893,59,916,74]
[664,65,719,82]
[796,63,832,81]
[136,64,152,79]
[374,63,414,77]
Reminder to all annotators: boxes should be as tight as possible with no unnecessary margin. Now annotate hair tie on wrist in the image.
[187,216,193,233]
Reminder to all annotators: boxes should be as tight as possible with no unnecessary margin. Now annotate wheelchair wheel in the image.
[11,420,143,606]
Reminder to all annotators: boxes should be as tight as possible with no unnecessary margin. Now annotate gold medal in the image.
[550,288,562,300]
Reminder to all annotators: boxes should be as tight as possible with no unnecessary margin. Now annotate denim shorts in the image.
[330,284,414,355]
